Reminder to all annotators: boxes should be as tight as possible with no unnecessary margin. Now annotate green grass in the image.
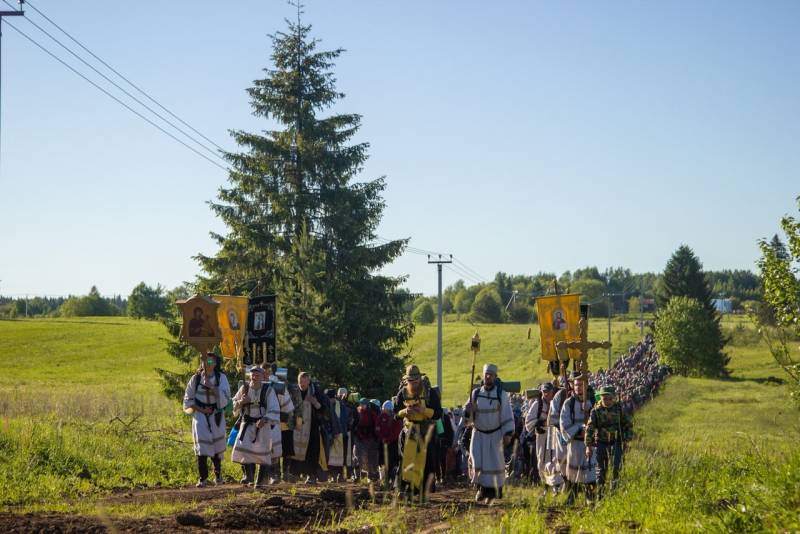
[1,314,799,533]
[469,316,800,533]
[410,318,646,407]
[0,317,181,418]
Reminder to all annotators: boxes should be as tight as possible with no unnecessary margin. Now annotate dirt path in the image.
[0,482,513,533]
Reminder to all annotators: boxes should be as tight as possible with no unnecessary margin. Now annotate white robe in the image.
[559,395,597,484]
[466,386,515,490]
[183,372,231,457]
[524,398,549,479]
[231,383,279,465]
[542,389,566,487]
[272,388,294,459]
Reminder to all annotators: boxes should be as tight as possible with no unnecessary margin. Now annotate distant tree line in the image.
[408,265,761,325]
[0,287,127,318]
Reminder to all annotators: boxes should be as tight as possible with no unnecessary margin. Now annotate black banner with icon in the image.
[246,295,277,364]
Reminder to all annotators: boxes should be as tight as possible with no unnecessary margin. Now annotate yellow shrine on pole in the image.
[212,295,249,360]
[535,294,581,361]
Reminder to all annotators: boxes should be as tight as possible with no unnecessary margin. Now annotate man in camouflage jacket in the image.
[585,385,633,495]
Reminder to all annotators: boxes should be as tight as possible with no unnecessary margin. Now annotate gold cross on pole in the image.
[555,317,611,371]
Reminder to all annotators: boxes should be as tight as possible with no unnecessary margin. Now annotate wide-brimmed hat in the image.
[568,371,585,381]
[599,385,617,396]
[540,382,555,393]
[405,364,422,380]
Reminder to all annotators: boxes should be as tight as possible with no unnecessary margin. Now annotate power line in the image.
[23,0,227,154]
[452,256,490,283]
[443,264,484,286]
[4,19,228,171]
[3,0,225,163]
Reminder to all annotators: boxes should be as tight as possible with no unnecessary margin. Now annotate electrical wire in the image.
[3,20,228,171]
[452,256,490,283]
[3,0,226,163]
[22,0,227,153]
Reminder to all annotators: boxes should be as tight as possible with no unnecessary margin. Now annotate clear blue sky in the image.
[1,0,798,298]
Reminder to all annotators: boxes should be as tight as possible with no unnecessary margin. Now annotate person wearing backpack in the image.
[182,352,231,487]
[525,383,555,485]
[463,363,515,503]
[231,366,280,487]
[560,372,597,505]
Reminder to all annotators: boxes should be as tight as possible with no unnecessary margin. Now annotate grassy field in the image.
[1,315,798,532]
[411,318,647,407]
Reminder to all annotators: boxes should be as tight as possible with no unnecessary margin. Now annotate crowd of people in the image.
[182,336,669,505]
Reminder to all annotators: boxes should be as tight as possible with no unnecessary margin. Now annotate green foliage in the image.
[654,296,729,377]
[126,282,168,320]
[707,269,762,301]
[470,286,503,323]
[756,197,800,404]
[189,21,412,399]
[411,301,435,324]
[571,277,608,316]
[507,302,533,324]
[58,287,121,317]
[3,314,796,521]
[657,245,715,313]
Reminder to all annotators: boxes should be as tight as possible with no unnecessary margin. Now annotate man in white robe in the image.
[541,378,567,493]
[231,367,280,487]
[465,363,515,503]
[559,372,597,505]
[183,353,231,487]
[525,382,555,484]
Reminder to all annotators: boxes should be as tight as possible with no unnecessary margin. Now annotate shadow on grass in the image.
[722,375,785,385]
[20,319,133,327]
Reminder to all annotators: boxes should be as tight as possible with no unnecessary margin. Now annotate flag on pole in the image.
[535,294,581,361]
[212,295,249,359]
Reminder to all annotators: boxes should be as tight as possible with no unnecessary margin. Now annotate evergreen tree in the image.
[657,245,715,313]
[770,233,790,262]
[657,245,727,357]
[187,16,411,397]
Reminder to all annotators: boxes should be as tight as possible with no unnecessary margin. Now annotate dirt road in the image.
[0,481,512,533]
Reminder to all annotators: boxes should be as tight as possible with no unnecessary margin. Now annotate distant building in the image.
[641,298,656,313]
[713,298,733,314]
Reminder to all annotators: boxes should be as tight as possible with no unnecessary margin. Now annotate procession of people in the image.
[182,337,668,505]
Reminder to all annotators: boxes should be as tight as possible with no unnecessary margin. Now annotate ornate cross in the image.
[555,317,611,372]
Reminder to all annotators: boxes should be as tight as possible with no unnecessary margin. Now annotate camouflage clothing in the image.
[585,402,633,445]
[585,401,633,491]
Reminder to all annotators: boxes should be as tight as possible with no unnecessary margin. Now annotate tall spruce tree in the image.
[657,245,728,372]
[657,245,716,312]
[191,17,412,397]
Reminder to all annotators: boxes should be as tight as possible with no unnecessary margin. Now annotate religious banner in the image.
[535,293,580,361]
[212,295,249,360]
[177,295,222,354]
[247,295,277,365]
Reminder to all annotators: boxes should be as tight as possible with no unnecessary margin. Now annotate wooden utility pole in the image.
[0,1,25,174]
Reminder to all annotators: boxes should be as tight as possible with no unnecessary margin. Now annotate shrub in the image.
[655,296,729,377]
[411,302,435,324]
[470,287,503,323]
